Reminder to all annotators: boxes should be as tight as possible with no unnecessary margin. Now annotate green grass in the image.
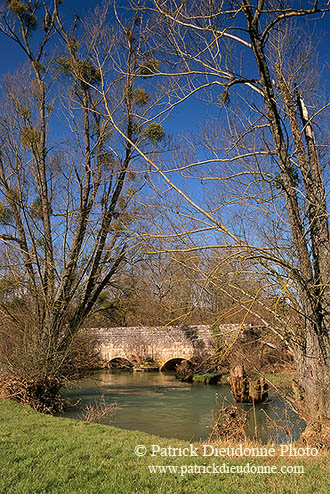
[265,372,295,387]
[191,373,221,384]
[0,399,329,494]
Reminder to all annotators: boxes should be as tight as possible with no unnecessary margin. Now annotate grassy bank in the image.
[0,399,329,493]
[265,372,295,386]
[182,371,295,387]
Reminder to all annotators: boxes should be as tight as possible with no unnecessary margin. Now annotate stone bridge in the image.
[90,324,248,370]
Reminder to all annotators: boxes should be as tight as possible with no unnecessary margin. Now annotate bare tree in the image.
[0,1,164,409]
[93,0,330,428]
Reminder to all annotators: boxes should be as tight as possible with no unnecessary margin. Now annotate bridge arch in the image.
[108,357,133,370]
[161,357,189,371]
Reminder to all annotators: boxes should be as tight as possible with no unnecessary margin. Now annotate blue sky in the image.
[1,1,330,257]
[1,1,330,134]
[0,0,208,136]
[1,0,92,71]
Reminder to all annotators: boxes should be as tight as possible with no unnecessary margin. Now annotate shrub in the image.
[79,395,117,423]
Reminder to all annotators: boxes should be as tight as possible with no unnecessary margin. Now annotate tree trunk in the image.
[230,365,250,402]
[242,0,330,426]
[230,365,268,403]
[295,327,330,421]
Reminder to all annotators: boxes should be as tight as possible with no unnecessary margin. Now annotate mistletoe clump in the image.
[57,56,101,86]
[0,204,13,225]
[30,197,52,220]
[144,122,165,143]
[133,88,149,106]
[7,1,37,33]
[139,58,159,77]
[20,126,41,151]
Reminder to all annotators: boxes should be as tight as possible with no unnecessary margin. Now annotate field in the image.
[0,399,329,493]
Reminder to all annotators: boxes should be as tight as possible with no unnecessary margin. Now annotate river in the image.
[62,370,305,443]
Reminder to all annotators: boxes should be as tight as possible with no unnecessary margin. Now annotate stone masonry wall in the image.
[87,324,249,367]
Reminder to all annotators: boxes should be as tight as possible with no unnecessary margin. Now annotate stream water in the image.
[62,370,305,443]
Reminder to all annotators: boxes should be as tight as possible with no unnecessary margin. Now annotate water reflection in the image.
[62,370,305,442]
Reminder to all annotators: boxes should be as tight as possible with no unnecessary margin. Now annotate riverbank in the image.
[179,370,295,387]
[0,399,329,493]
